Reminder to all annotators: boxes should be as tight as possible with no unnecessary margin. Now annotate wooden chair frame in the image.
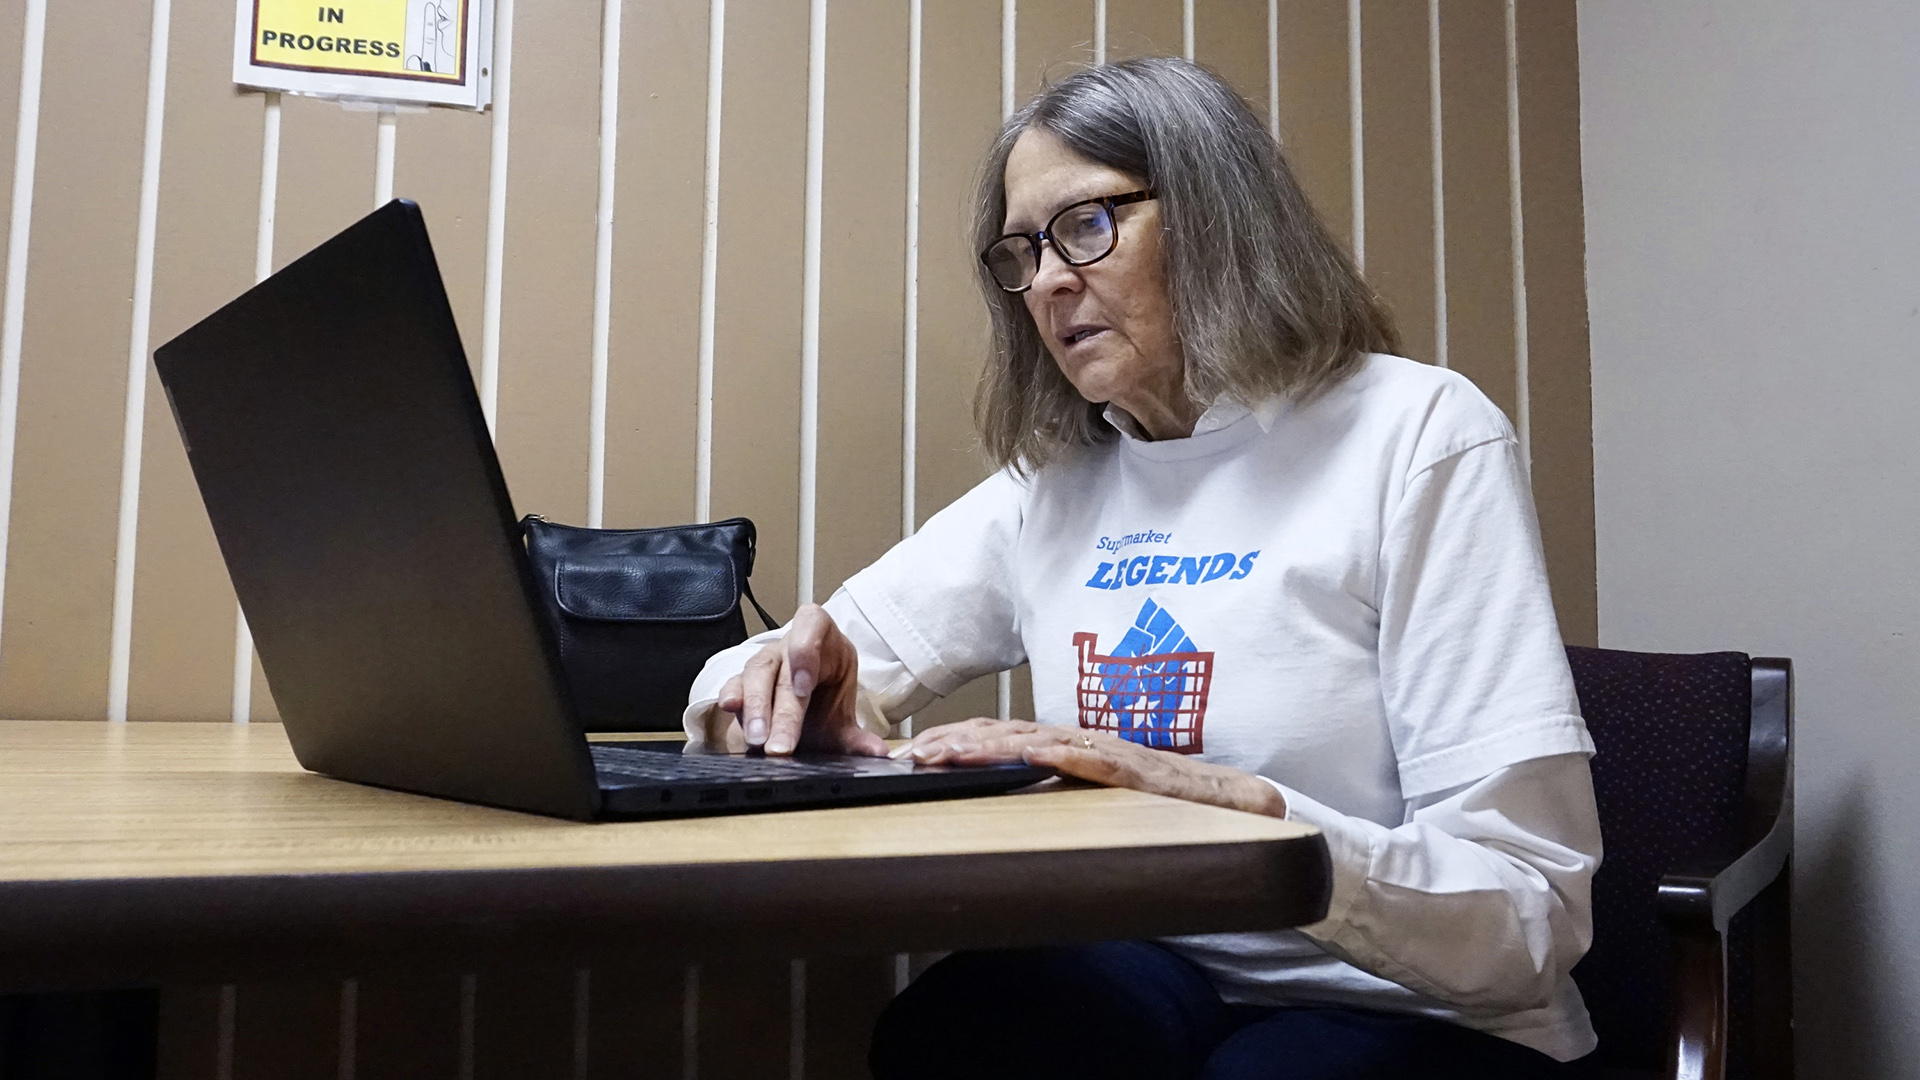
[1655,658,1795,1080]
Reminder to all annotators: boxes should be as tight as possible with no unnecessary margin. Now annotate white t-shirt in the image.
[688,354,1602,1061]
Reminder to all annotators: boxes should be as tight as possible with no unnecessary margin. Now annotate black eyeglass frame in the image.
[980,189,1158,294]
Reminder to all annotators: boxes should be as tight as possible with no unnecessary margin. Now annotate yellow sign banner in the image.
[248,0,468,84]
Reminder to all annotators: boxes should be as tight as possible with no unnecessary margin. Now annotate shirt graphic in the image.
[1073,598,1212,754]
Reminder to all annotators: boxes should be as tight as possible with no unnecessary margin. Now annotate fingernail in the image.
[912,743,941,761]
[948,740,975,755]
[767,735,793,755]
[791,670,814,696]
[888,743,914,759]
[745,717,768,744]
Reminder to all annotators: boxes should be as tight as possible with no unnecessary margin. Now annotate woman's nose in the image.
[1030,240,1082,293]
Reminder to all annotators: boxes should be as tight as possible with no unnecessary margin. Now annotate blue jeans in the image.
[869,942,1587,1080]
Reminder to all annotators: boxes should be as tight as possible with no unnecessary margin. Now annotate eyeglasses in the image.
[980,189,1158,293]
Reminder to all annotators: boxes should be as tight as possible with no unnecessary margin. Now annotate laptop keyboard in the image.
[590,743,866,784]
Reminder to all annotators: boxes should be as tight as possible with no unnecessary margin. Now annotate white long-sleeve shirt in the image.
[686,354,1602,1061]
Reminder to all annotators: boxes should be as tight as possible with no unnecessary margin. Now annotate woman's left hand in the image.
[898,718,1287,818]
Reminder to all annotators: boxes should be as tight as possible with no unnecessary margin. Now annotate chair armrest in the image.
[1656,806,1792,933]
[1655,658,1796,1080]
[1655,768,1793,1080]
[1660,657,1794,935]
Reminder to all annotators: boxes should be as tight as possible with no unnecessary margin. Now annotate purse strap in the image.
[741,579,780,633]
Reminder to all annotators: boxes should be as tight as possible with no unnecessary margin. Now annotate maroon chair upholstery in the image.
[1565,647,1794,1080]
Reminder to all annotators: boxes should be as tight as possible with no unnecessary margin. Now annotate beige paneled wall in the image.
[0,0,147,722]
[131,0,265,725]
[0,0,1593,1075]
[709,0,809,620]
[1515,0,1595,643]
[817,0,910,598]
[603,0,707,532]
[1272,0,1353,247]
[1437,0,1516,414]
[906,0,1007,730]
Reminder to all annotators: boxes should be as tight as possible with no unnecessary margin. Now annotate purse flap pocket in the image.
[553,552,739,622]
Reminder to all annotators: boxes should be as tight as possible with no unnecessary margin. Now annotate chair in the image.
[1565,647,1795,1080]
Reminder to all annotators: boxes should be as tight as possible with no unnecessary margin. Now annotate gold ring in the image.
[1080,734,1094,751]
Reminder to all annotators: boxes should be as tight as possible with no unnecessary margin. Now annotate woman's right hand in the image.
[716,604,889,757]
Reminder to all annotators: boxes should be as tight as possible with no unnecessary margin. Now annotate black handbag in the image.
[522,515,780,732]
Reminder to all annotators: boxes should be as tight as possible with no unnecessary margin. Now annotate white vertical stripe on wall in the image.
[1503,0,1529,471]
[797,0,827,607]
[680,965,700,1080]
[373,108,396,207]
[997,0,1016,724]
[1266,0,1279,140]
[107,0,174,724]
[587,0,623,528]
[1094,0,1107,64]
[336,978,358,1080]
[457,973,477,1080]
[1001,0,1015,118]
[215,983,236,1080]
[1346,0,1363,270]
[233,93,283,725]
[1182,0,1194,61]
[902,0,921,541]
[694,0,727,524]
[478,0,516,432]
[255,96,280,297]
[788,958,807,1080]
[232,606,252,717]
[1427,0,1446,369]
[0,0,49,659]
[790,0,830,1048]
[570,969,591,1080]
[899,0,922,741]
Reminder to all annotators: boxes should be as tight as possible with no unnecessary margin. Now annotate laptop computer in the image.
[152,199,1050,821]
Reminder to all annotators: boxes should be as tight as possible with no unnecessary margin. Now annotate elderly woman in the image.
[687,57,1600,1080]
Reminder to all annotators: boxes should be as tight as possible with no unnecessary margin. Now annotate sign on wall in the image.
[232,0,494,109]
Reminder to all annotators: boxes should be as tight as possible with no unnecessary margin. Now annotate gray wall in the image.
[1579,1,1920,1073]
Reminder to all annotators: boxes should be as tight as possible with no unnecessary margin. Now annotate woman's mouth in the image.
[1061,325,1107,347]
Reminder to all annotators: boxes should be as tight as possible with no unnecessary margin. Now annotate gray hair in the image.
[971,57,1398,473]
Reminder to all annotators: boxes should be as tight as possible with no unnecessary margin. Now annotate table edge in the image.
[0,832,1331,990]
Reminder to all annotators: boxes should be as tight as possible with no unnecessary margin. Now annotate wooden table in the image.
[0,721,1329,993]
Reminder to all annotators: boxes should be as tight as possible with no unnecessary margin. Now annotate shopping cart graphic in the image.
[1073,599,1212,753]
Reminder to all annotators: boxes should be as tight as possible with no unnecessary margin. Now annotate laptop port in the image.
[698,788,728,805]
[744,788,772,802]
